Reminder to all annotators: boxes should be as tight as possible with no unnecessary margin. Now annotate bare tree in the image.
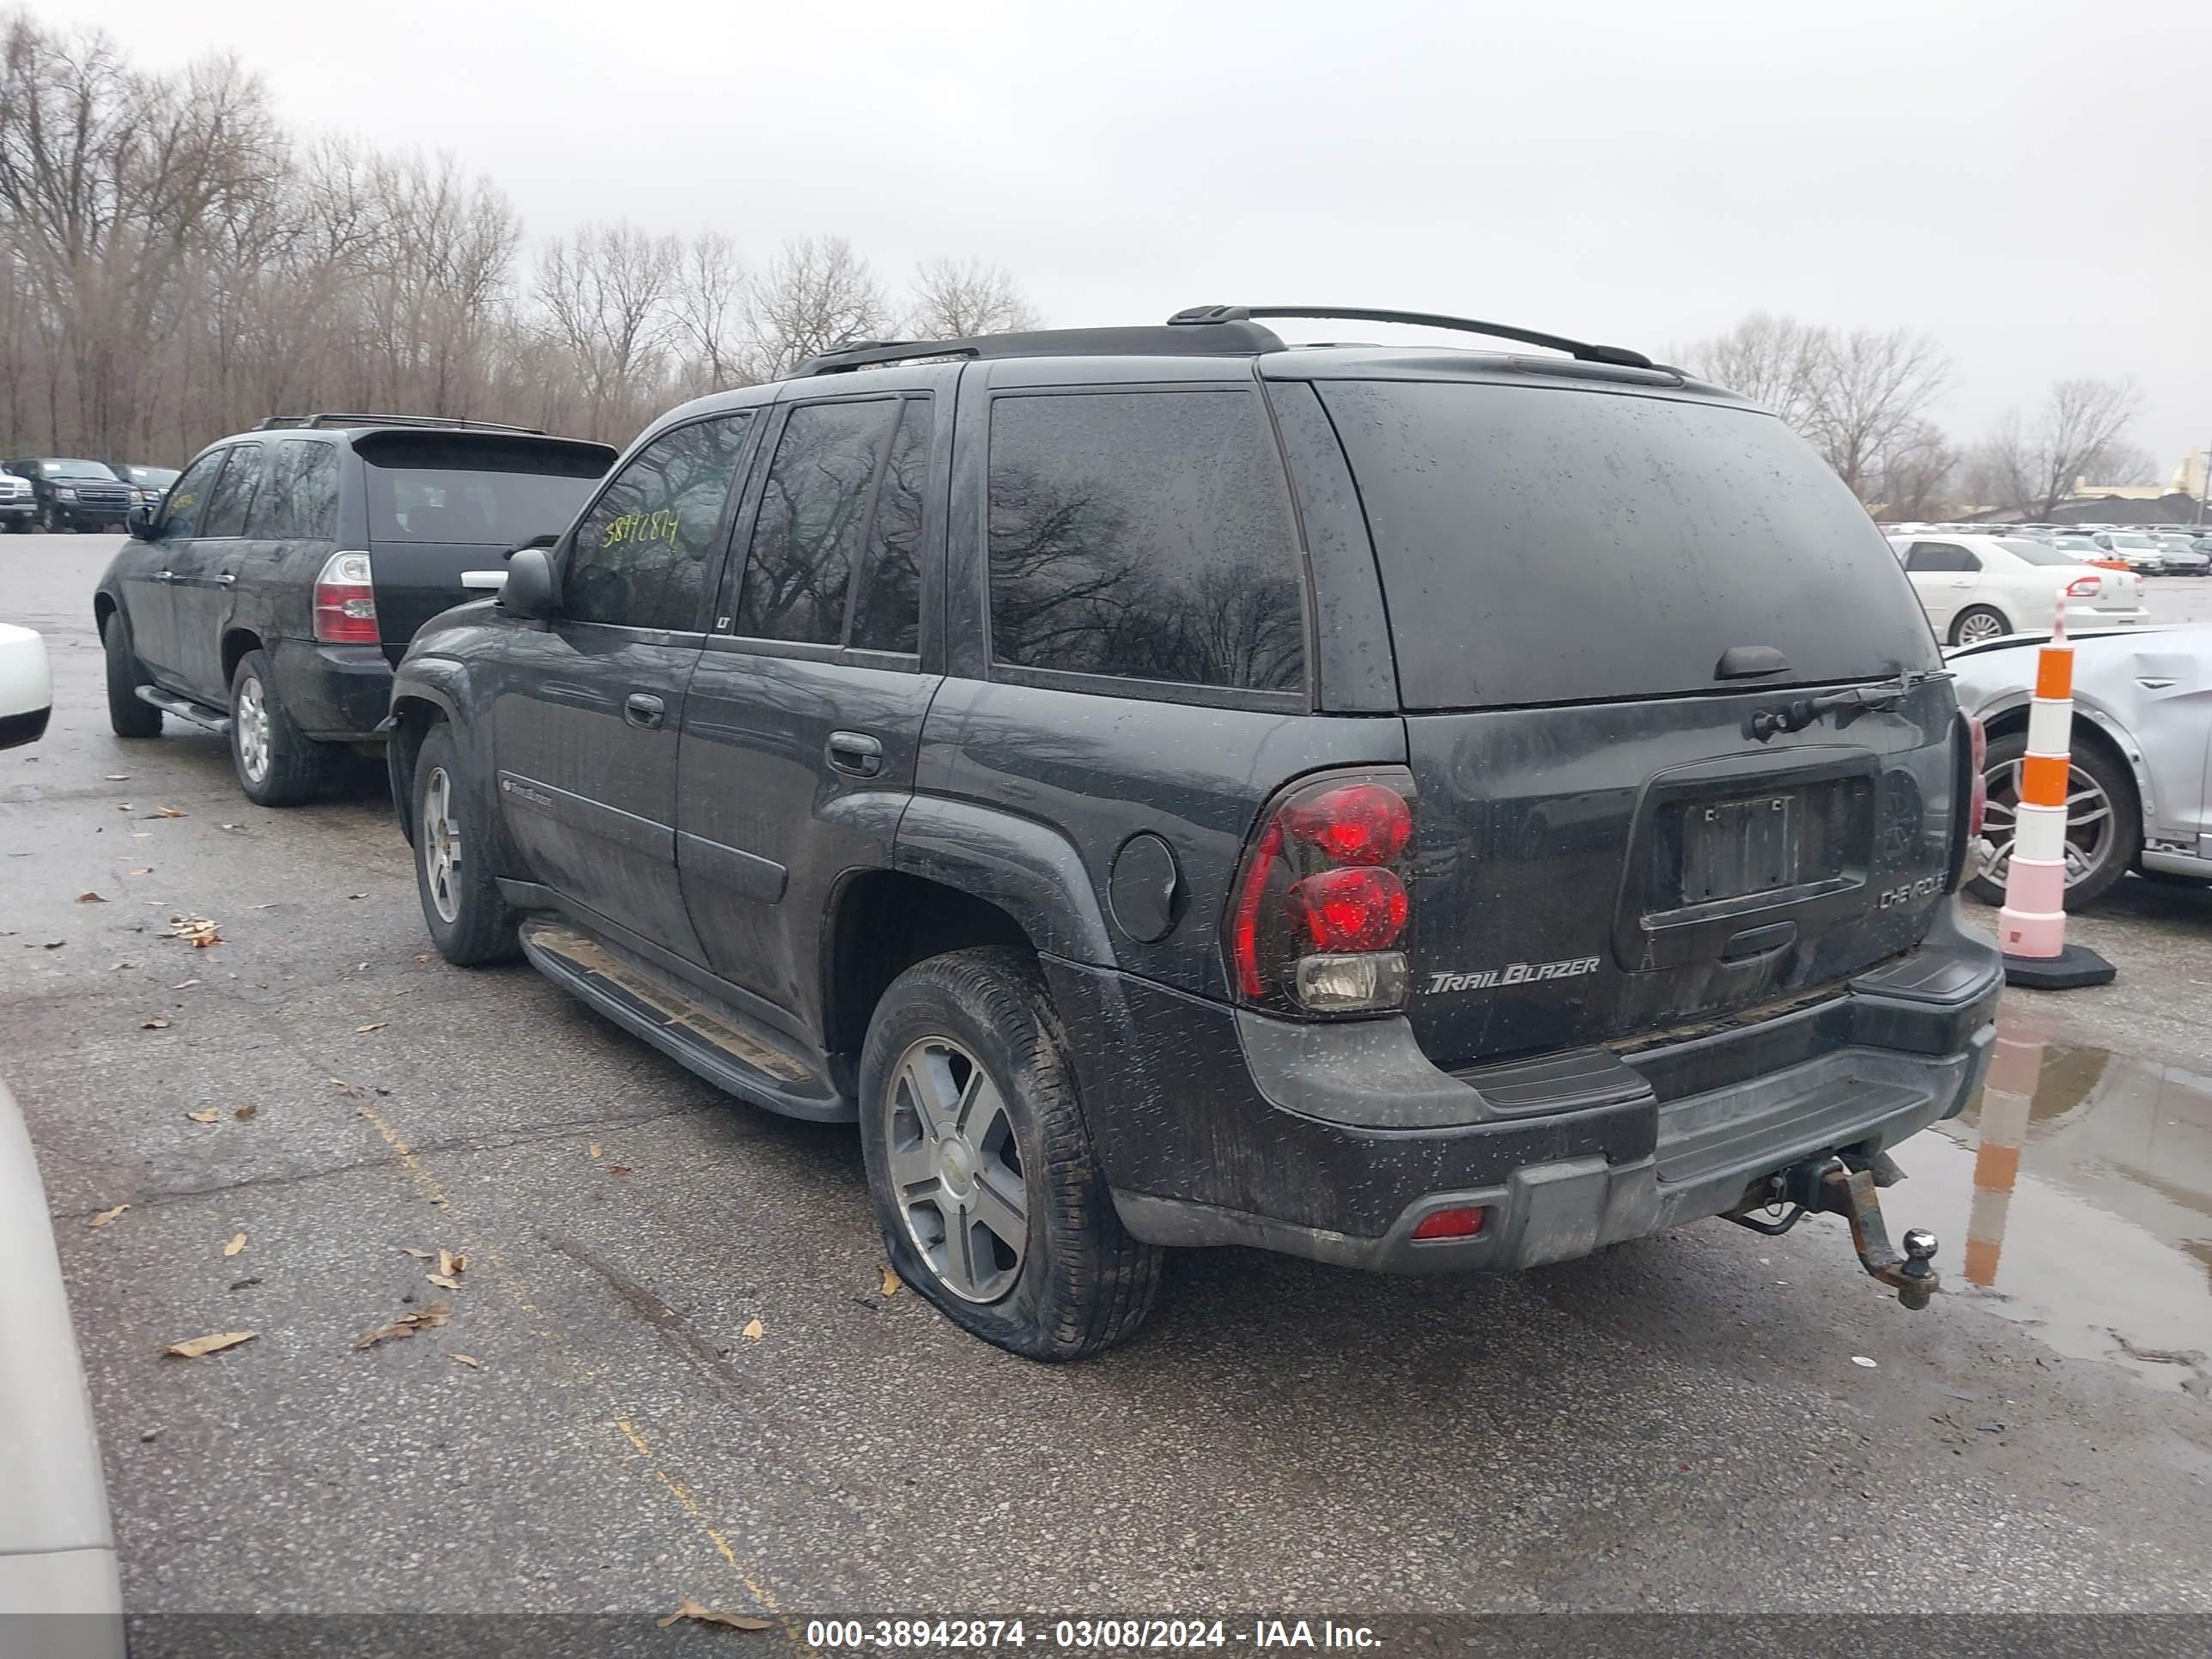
[533,221,680,441]
[1872,420,1960,520]
[669,228,750,394]
[1678,313,1826,428]
[1803,328,1951,500]
[1984,379,2142,519]
[907,257,1041,338]
[2080,439,2159,487]
[743,235,890,378]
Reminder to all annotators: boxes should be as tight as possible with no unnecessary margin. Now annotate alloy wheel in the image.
[1954,611,2007,647]
[882,1036,1028,1304]
[234,677,271,782]
[1979,757,2115,890]
[421,765,463,924]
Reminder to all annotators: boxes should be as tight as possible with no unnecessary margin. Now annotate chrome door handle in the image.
[216,573,235,586]
[155,570,173,583]
[623,693,665,729]
[827,730,884,778]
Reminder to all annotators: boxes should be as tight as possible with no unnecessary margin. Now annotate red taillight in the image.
[2065,576,2100,599]
[1228,769,1417,1015]
[1281,783,1413,866]
[1291,867,1409,951]
[1412,1206,1486,1242]
[312,550,380,644]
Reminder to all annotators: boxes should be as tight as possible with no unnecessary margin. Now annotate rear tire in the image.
[1951,605,2011,646]
[1968,732,2137,909]
[229,649,331,807]
[102,611,163,738]
[858,947,1163,1361]
[411,722,520,965]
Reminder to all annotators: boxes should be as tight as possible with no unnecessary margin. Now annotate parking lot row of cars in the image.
[0,458,179,535]
[1890,519,2212,576]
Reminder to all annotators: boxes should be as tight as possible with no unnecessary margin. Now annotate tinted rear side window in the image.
[736,398,902,647]
[987,389,1304,694]
[248,441,339,540]
[1317,381,1938,708]
[358,434,611,546]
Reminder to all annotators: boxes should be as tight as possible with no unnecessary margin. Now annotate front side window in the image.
[563,415,750,631]
[198,444,264,538]
[735,399,904,647]
[986,389,1305,694]
[159,451,231,539]
[247,441,341,540]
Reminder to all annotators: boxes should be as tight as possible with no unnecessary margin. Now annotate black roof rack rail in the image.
[251,413,548,434]
[1166,306,1655,370]
[794,319,1287,376]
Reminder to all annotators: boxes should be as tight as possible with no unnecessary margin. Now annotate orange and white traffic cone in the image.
[1963,1018,2040,1287]
[1996,597,2115,988]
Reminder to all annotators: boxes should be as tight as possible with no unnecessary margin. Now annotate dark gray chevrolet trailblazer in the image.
[385,305,2002,1358]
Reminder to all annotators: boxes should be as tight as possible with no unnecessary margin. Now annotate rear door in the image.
[169,442,264,702]
[1903,540,1979,635]
[1305,374,1958,1066]
[359,432,615,663]
[491,413,751,960]
[674,374,952,1038]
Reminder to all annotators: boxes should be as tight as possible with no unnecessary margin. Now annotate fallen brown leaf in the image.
[154,805,186,818]
[589,1143,602,1159]
[222,1232,246,1257]
[355,1299,452,1350]
[127,868,152,877]
[76,891,106,903]
[166,915,222,946]
[401,1248,434,1260]
[605,1164,631,1175]
[185,1108,220,1124]
[88,1204,130,1229]
[356,1022,386,1034]
[451,1354,481,1368]
[232,1104,257,1121]
[426,1273,460,1291]
[879,1265,902,1297]
[415,952,430,963]
[163,1330,258,1359]
[657,1599,771,1633]
[331,1079,368,1100]
[741,1317,763,1340]
[438,1249,463,1278]
[140,1016,171,1030]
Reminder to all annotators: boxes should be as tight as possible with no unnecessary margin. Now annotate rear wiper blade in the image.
[1751,668,1953,741]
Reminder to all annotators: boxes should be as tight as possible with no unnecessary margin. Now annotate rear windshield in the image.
[1998,538,2087,566]
[357,434,612,545]
[1316,380,1939,708]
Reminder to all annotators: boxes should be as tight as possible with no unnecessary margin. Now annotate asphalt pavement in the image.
[4,538,2210,1623]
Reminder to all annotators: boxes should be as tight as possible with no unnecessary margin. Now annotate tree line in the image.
[0,10,1039,463]
[1674,313,2152,520]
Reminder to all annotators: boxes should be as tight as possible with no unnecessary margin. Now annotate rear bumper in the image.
[1051,900,2002,1273]
[268,638,393,741]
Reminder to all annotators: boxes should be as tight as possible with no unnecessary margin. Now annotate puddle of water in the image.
[1884,1008,2212,1393]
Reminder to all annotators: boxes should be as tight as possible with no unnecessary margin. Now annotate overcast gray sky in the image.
[51,0,2212,471]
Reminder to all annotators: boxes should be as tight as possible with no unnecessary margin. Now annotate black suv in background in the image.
[388,307,2000,1359]
[94,415,615,805]
[3,458,136,532]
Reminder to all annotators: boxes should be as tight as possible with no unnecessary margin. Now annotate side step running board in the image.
[520,920,855,1124]
[135,685,231,735]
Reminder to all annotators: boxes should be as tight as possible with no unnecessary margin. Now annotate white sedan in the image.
[1888,533,2146,647]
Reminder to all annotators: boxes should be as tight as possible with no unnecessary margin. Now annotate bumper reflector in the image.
[1411,1206,1486,1242]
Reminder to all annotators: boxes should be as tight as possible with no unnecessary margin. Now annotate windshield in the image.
[358,434,611,545]
[2051,537,2099,550]
[119,465,179,487]
[41,459,118,480]
[1316,380,1938,708]
[2108,534,2157,549]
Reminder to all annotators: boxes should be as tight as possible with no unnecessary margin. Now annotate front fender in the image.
[1963,684,2158,824]
[387,654,480,847]
[894,796,1115,965]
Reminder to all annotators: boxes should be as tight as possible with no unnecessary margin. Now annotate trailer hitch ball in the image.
[1897,1227,1939,1311]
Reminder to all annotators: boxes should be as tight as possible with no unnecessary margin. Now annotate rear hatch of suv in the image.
[1304,368,1962,1068]
[356,431,615,661]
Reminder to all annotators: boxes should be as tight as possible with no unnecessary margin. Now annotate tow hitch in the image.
[1726,1152,1942,1310]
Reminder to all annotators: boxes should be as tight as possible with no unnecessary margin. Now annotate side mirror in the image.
[499,546,557,619]
[508,532,561,559]
[126,503,157,540]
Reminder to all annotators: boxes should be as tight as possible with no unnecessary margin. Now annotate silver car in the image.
[1947,624,2212,907]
